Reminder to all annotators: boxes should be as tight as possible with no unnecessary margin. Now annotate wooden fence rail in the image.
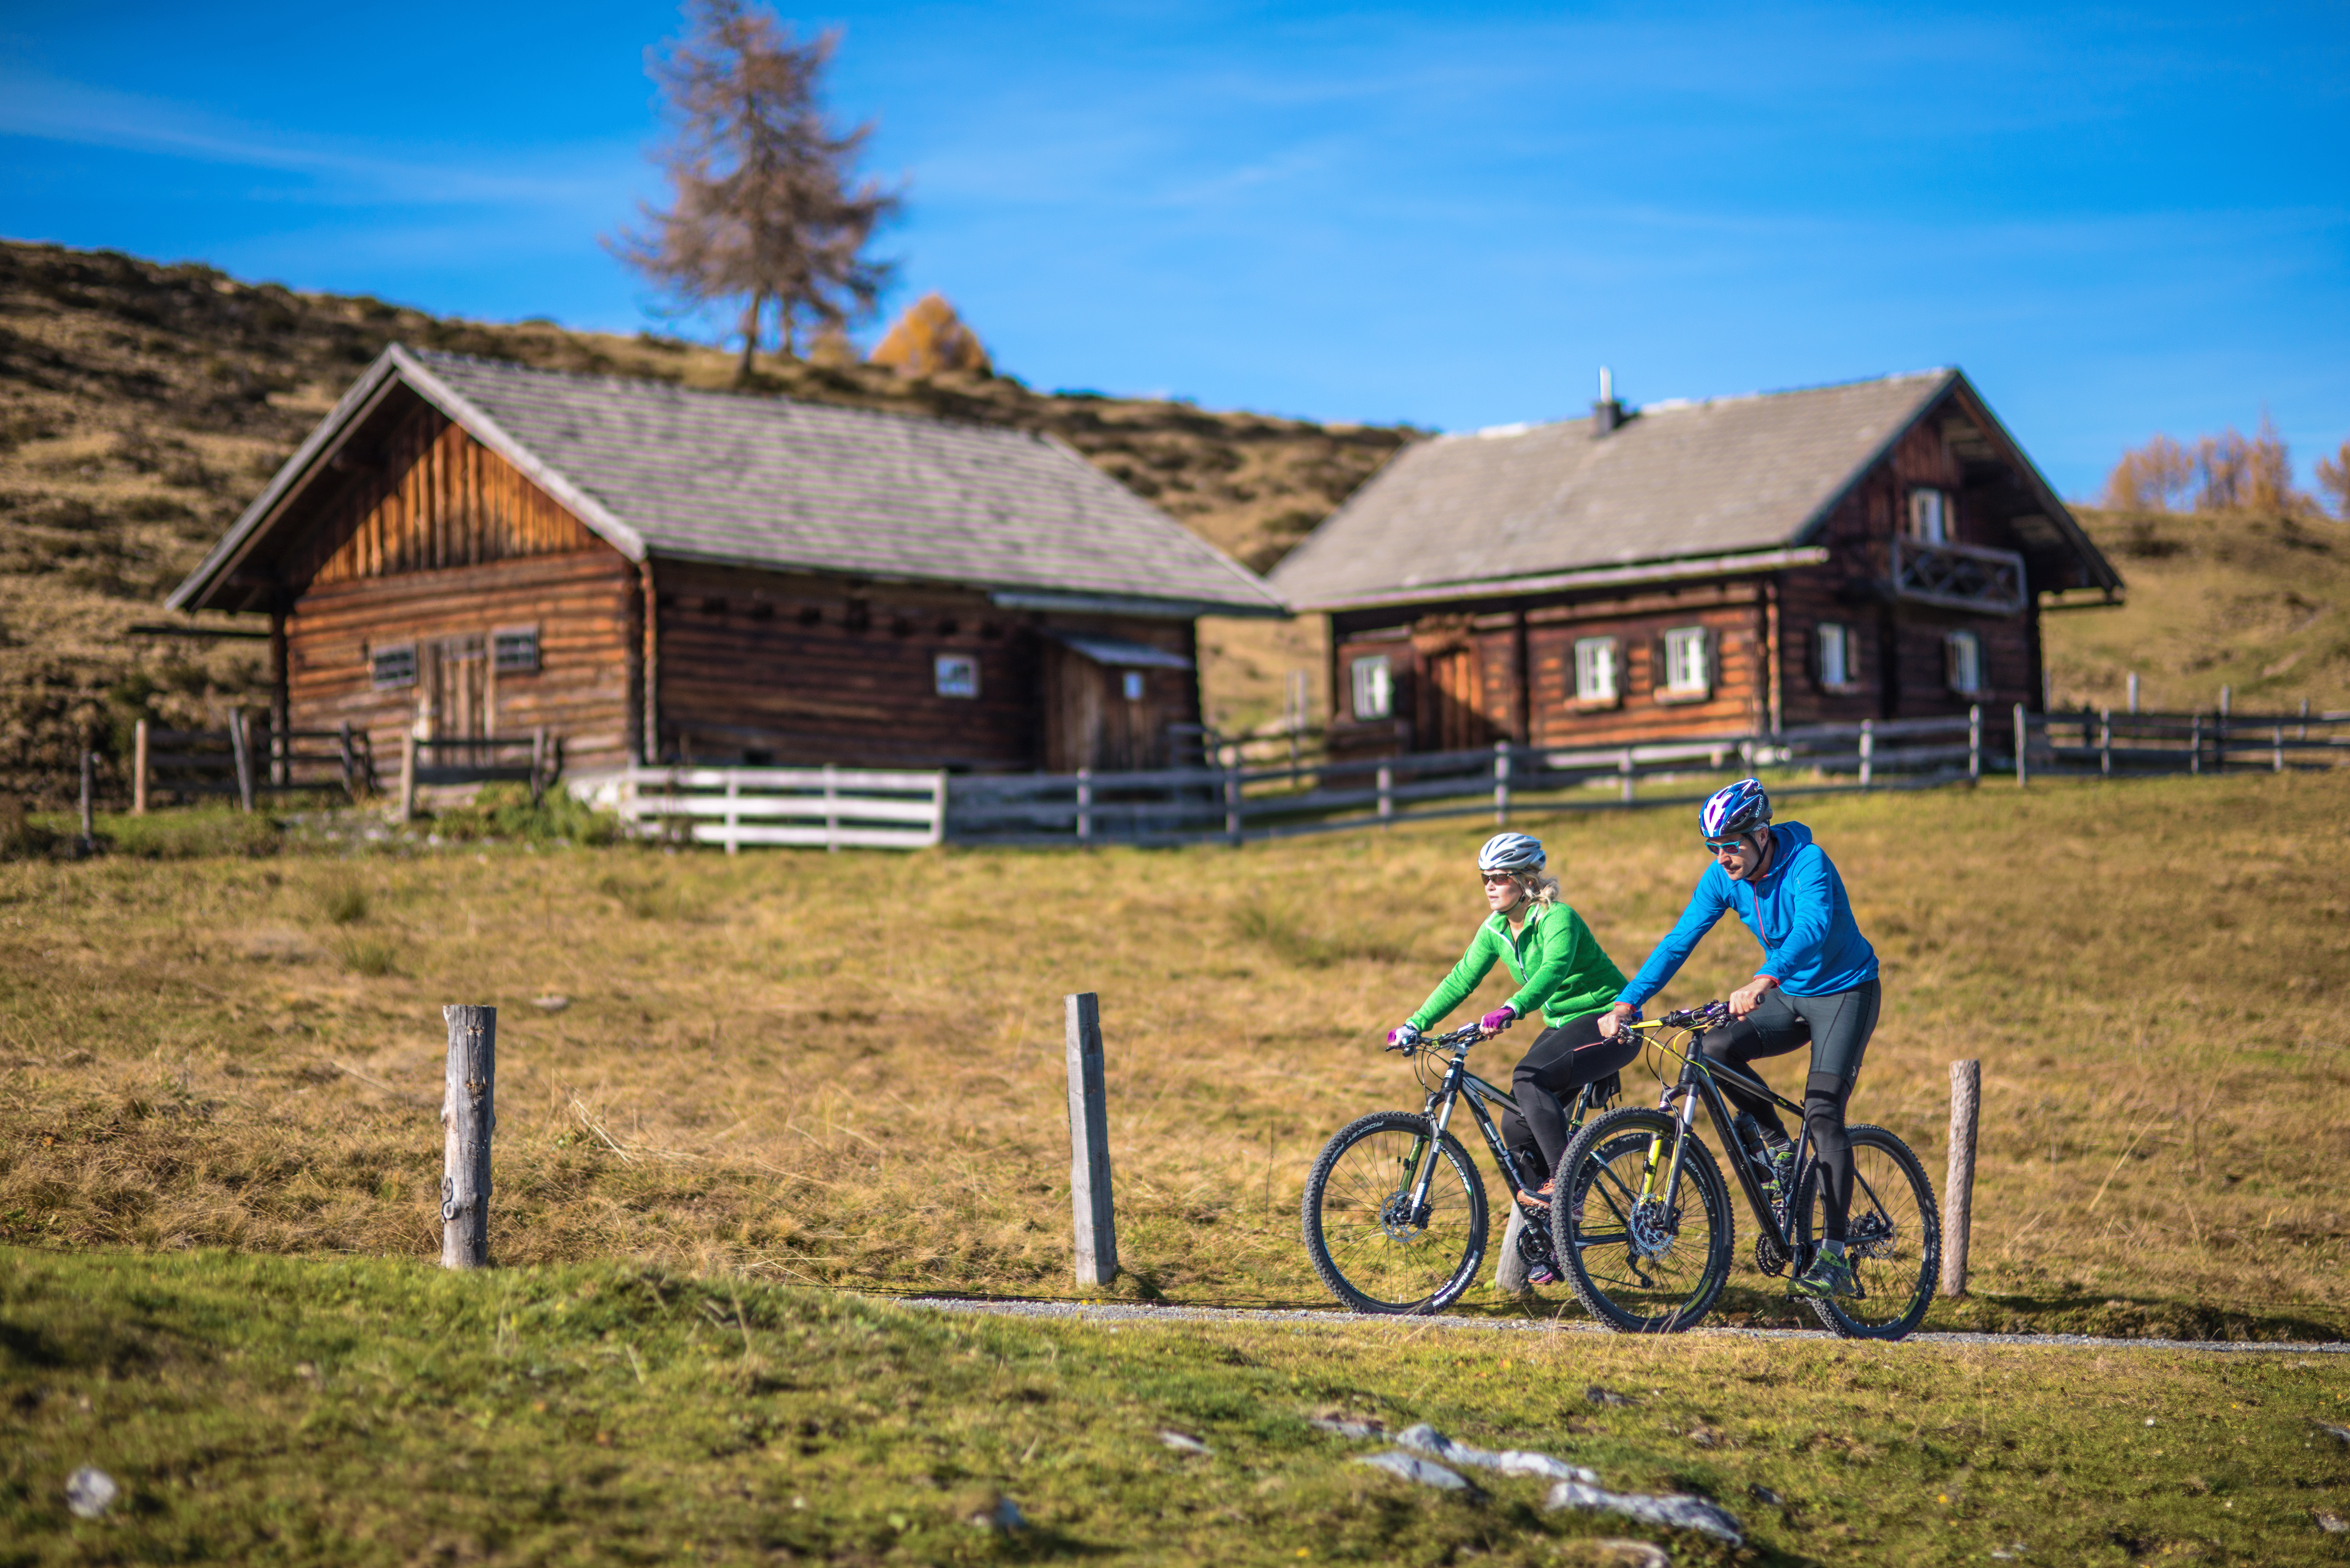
[134,715,378,810]
[585,765,948,852]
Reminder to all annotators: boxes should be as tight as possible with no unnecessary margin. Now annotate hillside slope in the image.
[0,240,1413,800]
[2047,508,2350,714]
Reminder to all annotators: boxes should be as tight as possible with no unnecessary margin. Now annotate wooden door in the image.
[428,634,491,765]
[1423,648,1484,751]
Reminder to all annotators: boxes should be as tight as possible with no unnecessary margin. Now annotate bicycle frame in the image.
[1630,1022,1813,1261]
[1399,1031,1611,1217]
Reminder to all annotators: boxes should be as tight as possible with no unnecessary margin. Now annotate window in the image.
[1350,654,1392,721]
[934,653,980,698]
[493,627,540,674]
[1573,637,1618,704]
[1121,670,1146,702]
[1660,627,1709,699]
[371,643,416,689]
[1816,622,1855,690]
[1907,488,1949,544]
[1945,629,1984,694]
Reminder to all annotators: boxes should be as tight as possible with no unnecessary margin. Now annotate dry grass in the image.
[1,771,2346,1338]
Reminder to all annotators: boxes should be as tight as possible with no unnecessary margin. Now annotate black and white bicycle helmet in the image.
[1700,778,1772,840]
[1477,832,1546,874]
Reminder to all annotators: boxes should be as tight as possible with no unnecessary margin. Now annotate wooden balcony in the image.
[1889,537,2028,615]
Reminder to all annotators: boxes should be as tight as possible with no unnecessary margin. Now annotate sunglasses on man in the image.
[1702,836,1753,854]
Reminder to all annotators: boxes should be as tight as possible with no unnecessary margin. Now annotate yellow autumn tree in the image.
[868,292,991,377]
[2103,413,2315,517]
[2313,436,2350,521]
[2103,433,2192,510]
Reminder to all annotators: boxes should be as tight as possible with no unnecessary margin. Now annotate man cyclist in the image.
[1597,779,1880,1300]
[1388,833,1637,1271]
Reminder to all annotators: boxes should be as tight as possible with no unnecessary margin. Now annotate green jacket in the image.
[1407,901,1629,1032]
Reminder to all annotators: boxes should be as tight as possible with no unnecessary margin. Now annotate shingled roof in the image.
[171,345,1283,617]
[1271,368,2097,611]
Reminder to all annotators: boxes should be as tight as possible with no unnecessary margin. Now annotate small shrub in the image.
[433,783,624,846]
[106,807,280,860]
[314,877,369,924]
[0,796,62,861]
[336,935,399,977]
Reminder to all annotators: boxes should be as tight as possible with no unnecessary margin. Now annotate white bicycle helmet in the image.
[1477,832,1546,874]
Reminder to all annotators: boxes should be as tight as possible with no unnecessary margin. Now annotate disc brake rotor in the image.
[1377,1192,1426,1242]
[1626,1197,1679,1260]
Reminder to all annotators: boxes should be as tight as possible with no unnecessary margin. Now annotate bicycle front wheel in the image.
[1793,1123,1939,1340]
[1301,1111,1489,1314]
[1553,1106,1733,1333]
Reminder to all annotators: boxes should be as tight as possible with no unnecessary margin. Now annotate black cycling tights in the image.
[1496,1014,1642,1186]
[1694,981,1880,1244]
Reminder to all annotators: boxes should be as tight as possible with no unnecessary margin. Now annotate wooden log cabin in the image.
[1269,369,2123,758]
[167,346,1282,781]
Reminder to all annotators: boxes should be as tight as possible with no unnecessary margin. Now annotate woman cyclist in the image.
[1387,833,1638,1249]
[1598,779,1880,1300]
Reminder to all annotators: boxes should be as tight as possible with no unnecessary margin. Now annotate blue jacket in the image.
[1617,822,1878,1007]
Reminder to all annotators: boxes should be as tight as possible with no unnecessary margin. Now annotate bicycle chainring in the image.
[1754,1233,1789,1277]
[1517,1212,1560,1269]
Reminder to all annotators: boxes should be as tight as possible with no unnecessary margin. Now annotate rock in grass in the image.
[1158,1429,1211,1455]
[1585,1385,1641,1408]
[1394,1423,1599,1483]
[1545,1480,1743,1547]
[2315,1421,2350,1449]
[1309,1415,1386,1439]
[64,1467,118,1519]
[533,995,571,1013]
[964,1491,1025,1532]
[1747,1484,1785,1507]
[1590,1542,1670,1568]
[1354,1450,1483,1496]
[2316,1509,2349,1535]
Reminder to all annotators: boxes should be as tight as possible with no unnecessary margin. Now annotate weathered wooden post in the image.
[2099,707,2112,777]
[1967,704,1982,783]
[133,720,149,816]
[1063,992,1117,1286]
[1075,767,1093,844]
[397,731,418,821]
[1376,764,1393,825]
[2189,712,2202,775]
[78,750,95,850]
[724,770,740,857]
[1942,1058,1980,1300]
[530,726,548,806]
[2216,685,2230,774]
[2273,723,2285,773]
[229,708,256,814]
[1224,762,1242,847]
[823,763,840,853]
[440,1004,496,1270]
[2012,703,2029,788]
[2126,671,2139,714]
[1858,720,1874,789]
[1493,738,1511,825]
[338,720,356,802]
[1618,747,1634,804]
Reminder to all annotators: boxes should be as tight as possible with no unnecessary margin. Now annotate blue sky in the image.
[4,1,2345,500]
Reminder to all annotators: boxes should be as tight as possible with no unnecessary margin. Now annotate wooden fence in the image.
[134,715,377,811]
[587,765,949,852]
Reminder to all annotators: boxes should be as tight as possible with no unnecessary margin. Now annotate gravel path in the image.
[899,1296,2348,1355]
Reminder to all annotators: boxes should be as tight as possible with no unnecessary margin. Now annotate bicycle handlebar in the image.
[1383,1021,1488,1055]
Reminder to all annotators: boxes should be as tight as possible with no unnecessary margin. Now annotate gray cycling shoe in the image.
[1792,1250,1858,1300]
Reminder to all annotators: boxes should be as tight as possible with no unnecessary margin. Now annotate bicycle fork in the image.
[1636,1079,1702,1237]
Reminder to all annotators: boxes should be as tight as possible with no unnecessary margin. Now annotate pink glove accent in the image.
[1480,1004,1518,1033]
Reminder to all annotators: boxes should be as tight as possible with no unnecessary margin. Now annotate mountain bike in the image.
[1550,1001,1938,1339]
[1301,1021,1620,1314]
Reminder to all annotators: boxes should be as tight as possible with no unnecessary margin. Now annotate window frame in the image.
[370,642,417,690]
[1349,653,1393,722]
[934,652,981,699]
[1815,621,1862,693]
[1572,635,1620,708]
[1907,487,1950,545]
[1656,625,1711,703]
[1944,628,1985,695]
[492,625,541,675]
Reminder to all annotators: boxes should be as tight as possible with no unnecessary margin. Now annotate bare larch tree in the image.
[613,0,900,377]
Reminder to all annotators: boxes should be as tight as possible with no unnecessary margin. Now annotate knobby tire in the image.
[1553,1106,1734,1333]
[1793,1123,1939,1340]
[1301,1111,1489,1315]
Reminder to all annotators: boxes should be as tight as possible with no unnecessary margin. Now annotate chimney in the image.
[1592,366,1625,436]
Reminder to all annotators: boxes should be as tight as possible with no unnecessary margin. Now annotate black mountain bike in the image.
[1551,1001,1939,1339]
[1301,1022,1619,1314]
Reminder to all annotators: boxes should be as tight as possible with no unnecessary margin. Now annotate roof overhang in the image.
[167,344,648,614]
[989,588,1285,621]
[1046,630,1195,669]
[1286,545,1832,614]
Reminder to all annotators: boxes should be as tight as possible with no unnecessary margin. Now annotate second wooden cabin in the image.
[167,346,1282,783]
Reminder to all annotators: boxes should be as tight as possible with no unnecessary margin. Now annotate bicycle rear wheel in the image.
[1793,1124,1939,1340]
[1553,1107,1733,1333]
[1301,1111,1489,1314]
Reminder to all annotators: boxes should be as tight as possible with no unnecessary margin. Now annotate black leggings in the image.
[1695,981,1880,1243]
[1496,1014,1642,1186]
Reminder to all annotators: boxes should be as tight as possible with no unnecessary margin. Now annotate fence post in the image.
[1224,763,1243,847]
[2013,704,2028,788]
[1377,764,1393,825]
[2299,697,2310,741]
[1493,738,1511,825]
[1967,704,1982,783]
[1858,720,1874,789]
[398,732,418,821]
[2216,690,2229,774]
[2190,713,2202,775]
[2099,706,2112,777]
[2127,672,2139,714]
[338,721,356,802]
[1075,766,1093,844]
[823,763,839,853]
[1942,1059,1980,1300]
[2273,723,2285,774]
[133,720,149,816]
[79,749,95,851]
[440,1005,496,1270]
[1618,747,1634,804]
[230,709,256,814]
[530,727,548,806]
[1063,992,1117,1287]
[725,771,740,856]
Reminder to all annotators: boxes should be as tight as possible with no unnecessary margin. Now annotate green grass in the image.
[6,1248,2350,1566]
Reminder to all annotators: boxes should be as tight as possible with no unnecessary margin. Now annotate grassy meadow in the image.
[0,770,2345,1340]
[7,1248,2350,1567]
